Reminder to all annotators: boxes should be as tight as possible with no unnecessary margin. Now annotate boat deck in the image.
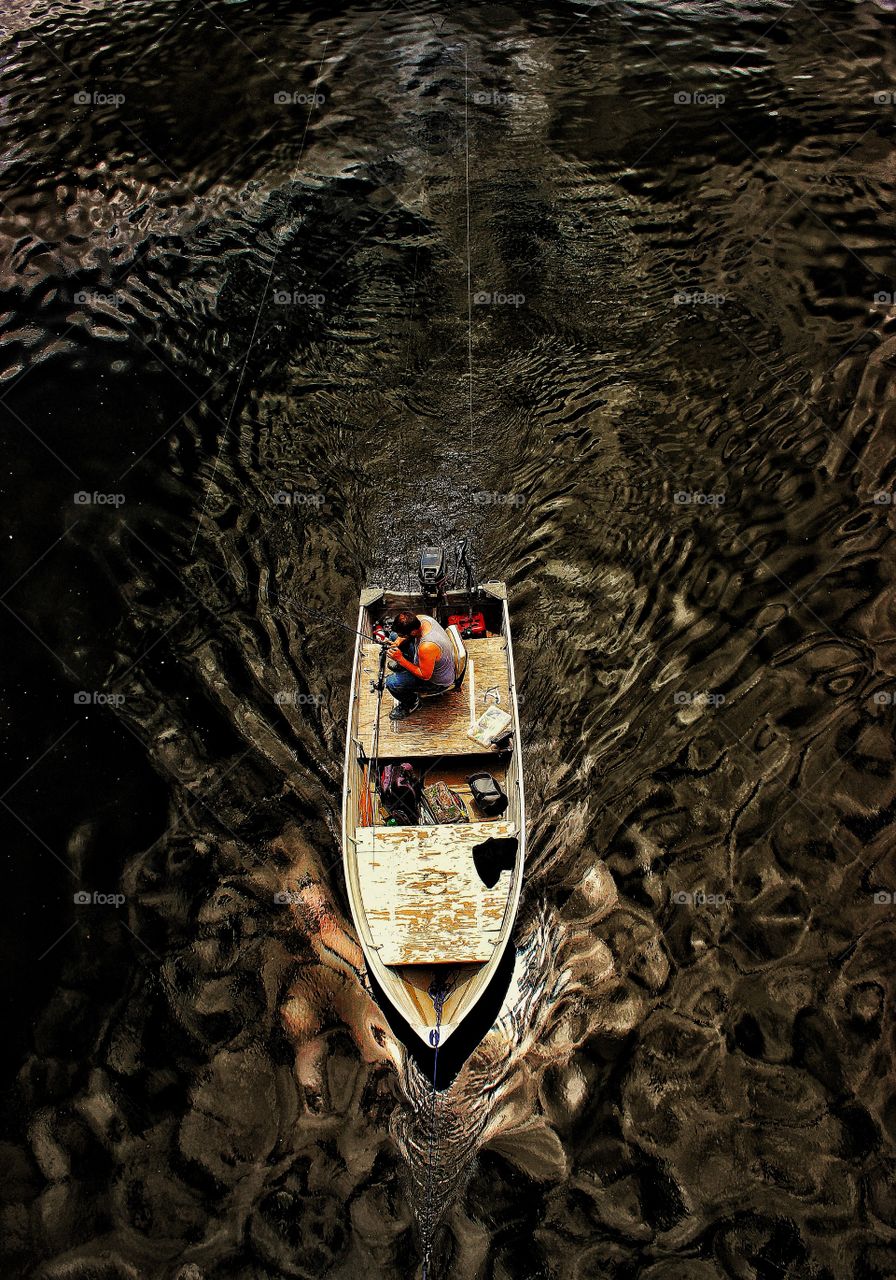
[355,635,511,756]
[353,820,516,964]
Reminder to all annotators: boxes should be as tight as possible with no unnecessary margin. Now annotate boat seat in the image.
[418,623,468,699]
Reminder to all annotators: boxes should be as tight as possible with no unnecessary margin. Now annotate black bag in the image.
[467,772,508,817]
[379,762,420,823]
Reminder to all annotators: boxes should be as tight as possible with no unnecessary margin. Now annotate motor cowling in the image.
[418,546,448,598]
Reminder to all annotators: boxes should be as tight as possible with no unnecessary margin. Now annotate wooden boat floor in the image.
[353,820,516,965]
[356,635,511,757]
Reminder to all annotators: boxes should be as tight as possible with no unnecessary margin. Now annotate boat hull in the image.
[341,584,525,1050]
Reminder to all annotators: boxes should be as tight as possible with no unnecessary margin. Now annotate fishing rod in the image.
[456,536,476,628]
[284,599,393,649]
[284,599,402,700]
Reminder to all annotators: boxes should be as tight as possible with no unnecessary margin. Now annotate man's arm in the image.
[388,639,438,680]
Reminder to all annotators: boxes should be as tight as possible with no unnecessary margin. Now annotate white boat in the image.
[341,573,525,1050]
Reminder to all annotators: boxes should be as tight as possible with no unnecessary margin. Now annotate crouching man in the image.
[385,611,455,720]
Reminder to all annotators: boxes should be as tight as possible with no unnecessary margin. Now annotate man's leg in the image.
[385,669,425,710]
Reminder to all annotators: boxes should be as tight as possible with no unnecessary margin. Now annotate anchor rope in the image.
[464,43,474,460]
[420,969,457,1280]
[419,43,475,1280]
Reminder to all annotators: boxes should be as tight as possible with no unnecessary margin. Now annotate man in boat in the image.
[385,611,456,720]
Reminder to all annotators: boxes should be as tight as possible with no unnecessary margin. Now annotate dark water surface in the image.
[3,0,896,1276]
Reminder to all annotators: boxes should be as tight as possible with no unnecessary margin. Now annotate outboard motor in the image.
[418,546,449,605]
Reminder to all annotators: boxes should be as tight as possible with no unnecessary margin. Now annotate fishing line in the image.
[401,243,422,590]
[284,599,389,649]
[464,44,474,460]
[192,39,330,553]
[420,47,475,1279]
